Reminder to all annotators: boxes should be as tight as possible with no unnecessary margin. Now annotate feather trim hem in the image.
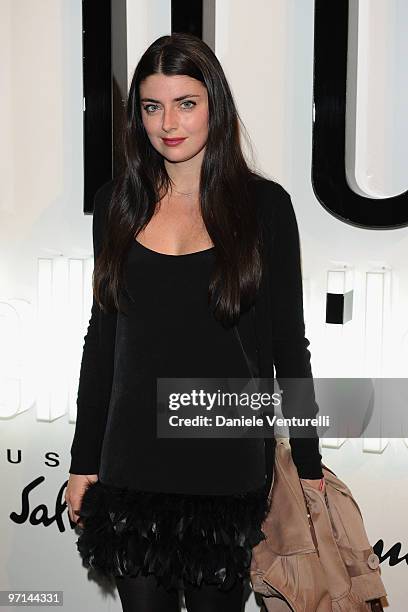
[75,480,271,592]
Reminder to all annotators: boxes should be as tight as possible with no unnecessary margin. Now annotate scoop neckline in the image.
[133,239,215,258]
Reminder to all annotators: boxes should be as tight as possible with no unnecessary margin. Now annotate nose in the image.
[162,106,178,133]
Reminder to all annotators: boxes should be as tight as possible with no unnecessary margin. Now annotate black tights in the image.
[115,572,244,612]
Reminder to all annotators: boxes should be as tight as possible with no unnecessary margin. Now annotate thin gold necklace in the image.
[172,187,199,197]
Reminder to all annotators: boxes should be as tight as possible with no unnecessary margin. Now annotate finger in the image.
[65,498,75,522]
[73,508,84,528]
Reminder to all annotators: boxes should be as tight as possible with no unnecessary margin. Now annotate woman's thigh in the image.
[114,573,245,612]
[114,573,181,612]
[184,578,244,612]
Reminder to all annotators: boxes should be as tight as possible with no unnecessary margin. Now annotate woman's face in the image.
[139,73,209,164]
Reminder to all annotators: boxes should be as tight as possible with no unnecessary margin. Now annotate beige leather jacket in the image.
[250,438,387,611]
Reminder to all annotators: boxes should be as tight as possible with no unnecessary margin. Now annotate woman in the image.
[65,32,325,612]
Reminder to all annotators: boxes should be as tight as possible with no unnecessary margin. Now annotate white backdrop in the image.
[1,0,407,610]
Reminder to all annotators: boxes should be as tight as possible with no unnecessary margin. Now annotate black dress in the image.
[76,238,271,592]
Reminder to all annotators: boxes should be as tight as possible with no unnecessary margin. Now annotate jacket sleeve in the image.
[268,184,323,479]
[69,181,117,475]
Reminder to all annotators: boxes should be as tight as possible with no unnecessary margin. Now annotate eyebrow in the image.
[140,94,201,103]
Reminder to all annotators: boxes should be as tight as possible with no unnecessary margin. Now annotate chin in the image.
[161,149,201,163]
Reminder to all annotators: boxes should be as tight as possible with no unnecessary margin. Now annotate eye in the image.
[142,100,197,114]
[180,100,196,109]
[142,104,159,114]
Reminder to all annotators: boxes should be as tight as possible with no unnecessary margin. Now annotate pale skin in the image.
[65,73,324,527]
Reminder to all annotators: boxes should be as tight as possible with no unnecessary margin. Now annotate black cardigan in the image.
[69,176,324,480]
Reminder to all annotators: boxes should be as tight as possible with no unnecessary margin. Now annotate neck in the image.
[164,147,204,193]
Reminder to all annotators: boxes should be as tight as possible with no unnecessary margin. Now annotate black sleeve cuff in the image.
[289,436,324,479]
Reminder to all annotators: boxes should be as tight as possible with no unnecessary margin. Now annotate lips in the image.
[162,138,187,146]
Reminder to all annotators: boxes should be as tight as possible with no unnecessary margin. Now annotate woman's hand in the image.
[301,477,325,492]
[65,473,98,528]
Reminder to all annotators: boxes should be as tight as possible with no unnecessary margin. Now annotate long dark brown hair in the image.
[94,32,266,328]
